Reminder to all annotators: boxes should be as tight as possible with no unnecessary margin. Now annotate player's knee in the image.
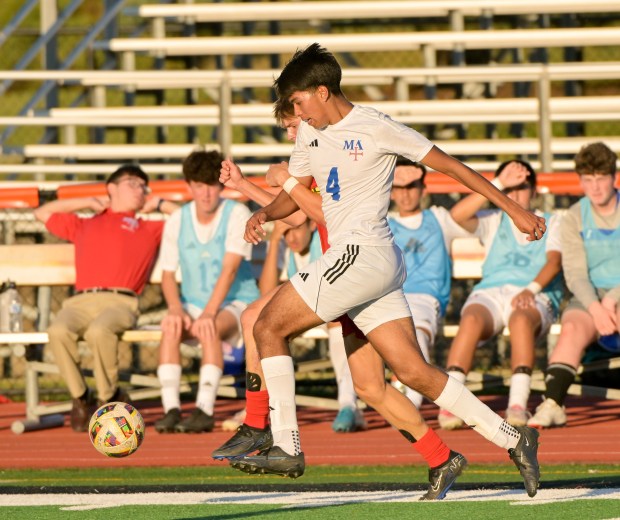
[353,377,384,405]
[241,306,259,332]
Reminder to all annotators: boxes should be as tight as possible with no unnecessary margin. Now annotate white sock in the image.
[401,330,433,409]
[261,355,301,456]
[157,363,182,413]
[434,375,520,450]
[328,325,357,410]
[508,372,532,409]
[196,364,222,416]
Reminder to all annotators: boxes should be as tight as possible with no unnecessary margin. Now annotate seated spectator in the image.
[154,150,260,434]
[439,160,563,429]
[33,165,176,432]
[528,142,620,428]
[388,157,473,407]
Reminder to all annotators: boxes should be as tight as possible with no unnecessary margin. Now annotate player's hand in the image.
[141,196,160,214]
[220,158,244,188]
[511,289,536,309]
[498,161,530,189]
[271,220,291,241]
[161,308,191,339]
[245,211,268,244]
[589,300,617,336]
[266,162,291,187]
[510,206,546,241]
[191,312,216,345]
[89,196,109,213]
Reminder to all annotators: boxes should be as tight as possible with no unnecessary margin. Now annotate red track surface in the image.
[0,395,618,470]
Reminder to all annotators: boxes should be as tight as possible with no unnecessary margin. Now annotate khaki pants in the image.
[47,292,139,401]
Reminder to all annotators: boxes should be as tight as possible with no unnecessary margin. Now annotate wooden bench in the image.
[0,95,609,128]
[20,137,620,176]
[96,27,620,59]
[0,239,335,433]
[137,0,620,24]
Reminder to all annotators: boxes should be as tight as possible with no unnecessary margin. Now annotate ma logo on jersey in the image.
[343,139,364,161]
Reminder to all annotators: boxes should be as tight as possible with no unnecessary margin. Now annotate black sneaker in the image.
[419,451,468,500]
[212,424,273,460]
[98,387,131,407]
[175,408,215,433]
[70,388,95,432]
[508,425,540,497]
[230,446,305,478]
[154,408,182,433]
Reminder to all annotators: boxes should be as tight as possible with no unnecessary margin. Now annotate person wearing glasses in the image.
[437,160,563,430]
[33,164,177,432]
[387,157,473,408]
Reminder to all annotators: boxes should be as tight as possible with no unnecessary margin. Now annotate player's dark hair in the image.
[574,142,617,176]
[106,164,149,185]
[395,156,427,184]
[274,43,343,101]
[182,150,225,185]
[495,159,537,188]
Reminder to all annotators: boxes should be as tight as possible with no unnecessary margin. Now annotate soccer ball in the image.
[88,401,145,458]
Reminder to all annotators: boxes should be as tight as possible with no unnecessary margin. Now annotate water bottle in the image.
[0,281,23,333]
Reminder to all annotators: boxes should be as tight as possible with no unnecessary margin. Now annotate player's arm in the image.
[160,269,191,337]
[422,146,545,241]
[450,161,531,233]
[259,221,288,295]
[244,177,313,244]
[33,196,108,224]
[266,162,326,226]
[220,158,306,227]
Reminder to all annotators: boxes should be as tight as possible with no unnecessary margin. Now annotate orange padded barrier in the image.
[31,172,620,206]
[0,187,39,209]
[56,177,276,203]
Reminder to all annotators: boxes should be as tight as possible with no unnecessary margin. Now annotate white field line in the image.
[0,488,619,511]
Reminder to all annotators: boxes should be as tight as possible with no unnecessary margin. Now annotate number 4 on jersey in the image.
[326,167,341,201]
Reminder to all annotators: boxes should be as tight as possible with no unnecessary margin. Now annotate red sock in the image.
[413,428,451,469]
[244,389,270,429]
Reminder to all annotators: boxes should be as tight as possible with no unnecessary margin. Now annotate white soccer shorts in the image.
[290,243,412,335]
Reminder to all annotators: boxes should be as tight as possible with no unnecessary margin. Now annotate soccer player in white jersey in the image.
[234,44,545,498]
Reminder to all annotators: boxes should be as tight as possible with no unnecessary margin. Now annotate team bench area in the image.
[2,174,620,434]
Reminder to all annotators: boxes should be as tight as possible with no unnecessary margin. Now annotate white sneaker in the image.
[526,398,567,428]
[222,408,246,431]
[437,409,464,430]
[505,405,532,427]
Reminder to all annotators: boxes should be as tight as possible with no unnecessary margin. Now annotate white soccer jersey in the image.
[288,104,433,246]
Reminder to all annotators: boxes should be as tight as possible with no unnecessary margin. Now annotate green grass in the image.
[1,463,619,488]
[0,464,619,519]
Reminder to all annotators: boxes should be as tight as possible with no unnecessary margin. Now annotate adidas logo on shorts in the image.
[299,273,309,282]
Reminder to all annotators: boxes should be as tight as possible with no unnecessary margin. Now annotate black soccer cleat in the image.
[419,450,468,501]
[212,424,273,460]
[508,425,540,497]
[229,446,305,478]
[154,408,182,433]
[175,408,215,433]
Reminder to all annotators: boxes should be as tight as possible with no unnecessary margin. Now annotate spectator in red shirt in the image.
[33,165,177,432]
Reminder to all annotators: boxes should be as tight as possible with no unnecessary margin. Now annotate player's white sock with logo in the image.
[508,372,532,409]
[434,375,520,450]
[402,330,432,409]
[262,355,301,456]
[196,364,222,416]
[157,363,182,413]
[328,325,357,410]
